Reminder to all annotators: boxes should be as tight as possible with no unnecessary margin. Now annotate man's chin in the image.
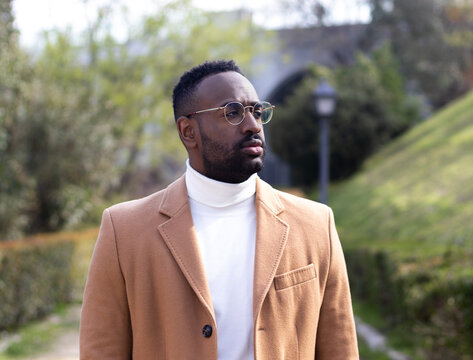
[244,156,264,174]
[202,151,265,183]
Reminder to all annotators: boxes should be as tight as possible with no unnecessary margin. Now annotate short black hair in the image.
[172,60,244,121]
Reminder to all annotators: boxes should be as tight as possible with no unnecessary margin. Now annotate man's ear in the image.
[176,116,198,149]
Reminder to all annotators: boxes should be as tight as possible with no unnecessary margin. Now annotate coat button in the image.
[202,324,212,338]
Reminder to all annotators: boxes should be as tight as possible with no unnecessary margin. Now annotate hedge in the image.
[345,248,473,359]
[0,228,97,330]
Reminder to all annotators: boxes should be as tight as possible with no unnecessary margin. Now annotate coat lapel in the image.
[156,175,289,324]
[157,175,215,321]
[253,178,289,322]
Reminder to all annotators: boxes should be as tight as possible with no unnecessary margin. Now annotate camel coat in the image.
[80,175,358,359]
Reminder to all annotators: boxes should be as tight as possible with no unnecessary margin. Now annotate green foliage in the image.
[357,340,391,360]
[364,0,473,108]
[0,0,262,239]
[344,248,473,358]
[271,44,419,186]
[353,299,422,359]
[0,229,97,330]
[278,0,473,108]
[327,90,473,358]
[357,337,396,360]
[347,249,406,324]
[270,66,329,186]
[99,1,262,176]
[0,0,33,238]
[331,89,473,246]
[20,32,118,234]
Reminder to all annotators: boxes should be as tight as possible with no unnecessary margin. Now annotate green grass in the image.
[319,90,473,358]
[328,90,473,271]
[353,300,423,360]
[358,337,392,360]
[0,304,79,359]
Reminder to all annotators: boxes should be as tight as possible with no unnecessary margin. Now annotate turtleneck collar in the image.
[185,159,256,208]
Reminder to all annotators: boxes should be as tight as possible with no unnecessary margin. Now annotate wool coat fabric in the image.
[80,175,359,359]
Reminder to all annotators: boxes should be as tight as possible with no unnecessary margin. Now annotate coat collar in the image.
[157,175,216,323]
[158,174,188,217]
[157,174,289,323]
[255,176,285,215]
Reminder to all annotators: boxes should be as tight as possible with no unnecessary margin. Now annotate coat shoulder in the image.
[105,175,186,227]
[277,189,333,228]
[256,177,334,232]
[276,189,329,213]
[107,187,166,218]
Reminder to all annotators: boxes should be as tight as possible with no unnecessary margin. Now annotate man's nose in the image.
[240,109,262,134]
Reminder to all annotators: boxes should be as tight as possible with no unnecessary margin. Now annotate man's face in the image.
[192,71,266,183]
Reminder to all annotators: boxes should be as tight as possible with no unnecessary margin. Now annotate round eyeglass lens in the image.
[224,102,245,124]
[260,101,273,124]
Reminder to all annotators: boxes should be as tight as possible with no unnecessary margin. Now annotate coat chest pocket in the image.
[274,263,316,290]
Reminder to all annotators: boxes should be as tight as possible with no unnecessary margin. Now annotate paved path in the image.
[29,306,80,360]
[0,306,80,360]
[356,317,409,360]
[30,330,79,360]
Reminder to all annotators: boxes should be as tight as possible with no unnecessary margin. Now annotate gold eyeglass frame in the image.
[186,101,275,126]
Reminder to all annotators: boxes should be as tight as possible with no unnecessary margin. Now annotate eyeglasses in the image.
[187,101,275,125]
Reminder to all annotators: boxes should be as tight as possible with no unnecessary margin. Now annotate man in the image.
[80,60,358,359]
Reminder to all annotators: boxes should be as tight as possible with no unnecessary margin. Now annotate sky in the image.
[12,0,371,48]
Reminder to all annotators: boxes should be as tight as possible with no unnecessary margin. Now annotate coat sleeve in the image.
[315,208,359,359]
[80,209,132,359]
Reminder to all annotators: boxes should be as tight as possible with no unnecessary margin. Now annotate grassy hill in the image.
[324,90,473,359]
[331,89,473,261]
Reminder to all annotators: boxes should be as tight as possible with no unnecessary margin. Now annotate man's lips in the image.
[240,139,264,156]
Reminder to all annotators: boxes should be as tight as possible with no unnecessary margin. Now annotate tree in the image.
[17,32,119,233]
[270,44,420,186]
[364,0,473,108]
[0,0,32,238]
[97,2,261,192]
[281,0,328,26]
[279,0,473,108]
[0,0,263,239]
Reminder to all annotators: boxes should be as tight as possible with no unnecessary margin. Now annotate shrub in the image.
[345,248,473,359]
[0,228,97,330]
[270,44,420,186]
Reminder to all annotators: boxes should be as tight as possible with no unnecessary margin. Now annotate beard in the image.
[200,132,266,184]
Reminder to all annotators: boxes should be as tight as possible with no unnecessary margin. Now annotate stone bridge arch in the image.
[250,23,367,185]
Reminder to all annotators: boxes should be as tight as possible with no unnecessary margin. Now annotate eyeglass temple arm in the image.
[189,106,225,116]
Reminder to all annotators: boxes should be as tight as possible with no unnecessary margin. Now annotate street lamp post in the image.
[313,79,337,204]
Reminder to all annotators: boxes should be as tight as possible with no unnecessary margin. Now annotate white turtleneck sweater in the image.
[185,160,256,360]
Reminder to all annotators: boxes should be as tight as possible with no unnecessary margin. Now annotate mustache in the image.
[237,133,266,149]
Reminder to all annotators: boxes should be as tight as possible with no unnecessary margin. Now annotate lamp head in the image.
[313,79,337,117]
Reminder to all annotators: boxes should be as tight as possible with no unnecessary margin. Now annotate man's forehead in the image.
[195,71,258,104]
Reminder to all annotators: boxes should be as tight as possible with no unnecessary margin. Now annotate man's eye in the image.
[253,110,262,118]
[226,111,239,117]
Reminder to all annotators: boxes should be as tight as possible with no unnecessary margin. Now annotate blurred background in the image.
[1,0,472,359]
